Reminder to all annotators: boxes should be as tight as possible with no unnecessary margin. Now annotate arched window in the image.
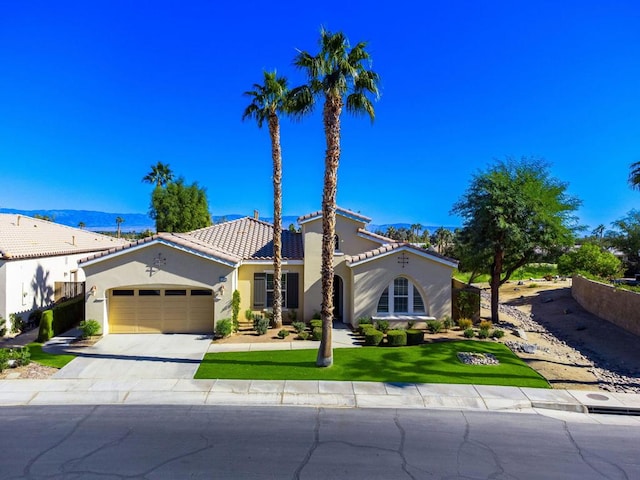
[376,277,426,315]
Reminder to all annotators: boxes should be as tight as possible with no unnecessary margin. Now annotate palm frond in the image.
[629,161,640,190]
[346,93,375,122]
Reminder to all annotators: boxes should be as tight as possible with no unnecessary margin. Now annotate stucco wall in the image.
[1,254,88,331]
[351,251,453,324]
[237,263,304,321]
[572,275,640,337]
[83,243,234,333]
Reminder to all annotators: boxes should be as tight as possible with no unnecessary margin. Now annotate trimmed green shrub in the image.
[358,316,373,326]
[310,319,322,329]
[387,329,407,347]
[78,319,101,339]
[52,296,84,336]
[359,323,376,335]
[215,318,234,338]
[457,318,473,330]
[463,328,475,338]
[254,316,269,335]
[477,327,490,339]
[364,329,384,346]
[491,329,505,339]
[231,290,241,324]
[376,320,390,333]
[292,321,307,334]
[277,329,290,339]
[297,331,311,341]
[312,327,322,341]
[426,320,443,334]
[406,329,424,345]
[37,310,54,342]
[245,309,254,321]
[442,316,454,331]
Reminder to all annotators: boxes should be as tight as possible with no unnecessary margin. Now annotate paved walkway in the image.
[1,328,640,424]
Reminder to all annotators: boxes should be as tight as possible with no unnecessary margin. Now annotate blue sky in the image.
[1,1,639,231]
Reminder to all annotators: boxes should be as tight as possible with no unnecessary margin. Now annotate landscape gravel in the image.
[482,292,640,394]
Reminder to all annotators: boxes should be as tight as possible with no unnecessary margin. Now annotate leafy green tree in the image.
[289,28,379,367]
[607,209,640,275]
[452,157,580,322]
[143,161,174,187]
[150,178,212,232]
[558,243,622,278]
[243,70,290,329]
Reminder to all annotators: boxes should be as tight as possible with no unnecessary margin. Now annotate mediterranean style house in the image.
[81,207,458,334]
[0,214,129,333]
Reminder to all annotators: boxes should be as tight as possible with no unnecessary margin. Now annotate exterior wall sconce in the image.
[88,285,98,296]
[215,285,225,300]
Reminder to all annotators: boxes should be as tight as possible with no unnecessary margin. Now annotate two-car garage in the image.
[108,287,215,334]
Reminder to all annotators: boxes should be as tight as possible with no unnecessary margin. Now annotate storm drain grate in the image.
[587,406,640,416]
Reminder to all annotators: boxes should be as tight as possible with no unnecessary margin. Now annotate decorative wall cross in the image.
[146,253,167,276]
[398,252,409,268]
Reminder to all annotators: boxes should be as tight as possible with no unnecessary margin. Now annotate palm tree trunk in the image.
[490,249,503,323]
[317,95,342,367]
[269,113,283,329]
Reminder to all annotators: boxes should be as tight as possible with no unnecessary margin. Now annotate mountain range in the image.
[0,208,455,235]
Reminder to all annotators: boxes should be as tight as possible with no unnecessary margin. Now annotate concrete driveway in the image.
[49,334,212,379]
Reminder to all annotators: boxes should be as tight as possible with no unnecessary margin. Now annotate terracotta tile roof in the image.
[0,214,130,260]
[297,206,372,224]
[347,242,458,267]
[188,217,304,260]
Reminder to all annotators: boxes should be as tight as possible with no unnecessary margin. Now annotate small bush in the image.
[254,316,269,335]
[297,331,311,341]
[491,329,505,339]
[312,327,323,341]
[406,329,424,345]
[10,314,23,334]
[215,318,234,338]
[358,316,373,326]
[376,320,390,333]
[387,329,407,347]
[292,321,307,334]
[277,329,290,339]
[479,320,493,330]
[359,323,376,335]
[6,346,30,367]
[364,329,384,346]
[442,316,454,331]
[426,320,443,334]
[0,349,8,372]
[457,318,473,330]
[37,310,54,343]
[0,316,6,337]
[245,309,254,321]
[477,327,490,339]
[78,319,102,339]
[310,319,323,329]
[463,328,475,338]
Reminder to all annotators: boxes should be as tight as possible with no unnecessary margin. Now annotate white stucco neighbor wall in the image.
[0,254,88,332]
[82,243,235,334]
[350,250,454,326]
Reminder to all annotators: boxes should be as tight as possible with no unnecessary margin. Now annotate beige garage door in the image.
[109,288,214,333]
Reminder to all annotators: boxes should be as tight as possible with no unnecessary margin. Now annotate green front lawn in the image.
[27,343,76,369]
[195,341,550,388]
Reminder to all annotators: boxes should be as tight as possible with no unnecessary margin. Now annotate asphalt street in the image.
[1,405,638,479]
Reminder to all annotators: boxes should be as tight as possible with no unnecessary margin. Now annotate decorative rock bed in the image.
[457,352,500,365]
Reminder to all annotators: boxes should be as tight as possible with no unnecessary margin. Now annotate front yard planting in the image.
[27,343,76,369]
[195,340,550,388]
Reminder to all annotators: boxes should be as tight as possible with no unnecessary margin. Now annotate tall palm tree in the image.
[410,223,422,243]
[242,70,289,329]
[629,161,640,190]
[290,28,379,367]
[143,161,174,188]
[115,216,124,238]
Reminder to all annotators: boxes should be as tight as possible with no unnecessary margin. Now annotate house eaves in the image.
[347,243,459,269]
[297,207,372,226]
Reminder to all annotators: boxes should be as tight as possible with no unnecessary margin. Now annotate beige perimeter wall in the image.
[572,275,640,337]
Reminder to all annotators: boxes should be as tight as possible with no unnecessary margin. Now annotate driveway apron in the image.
[49,334,212,379]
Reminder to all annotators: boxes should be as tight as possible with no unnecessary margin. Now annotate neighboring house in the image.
[81,207,458,335]
[0,214,129,334]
